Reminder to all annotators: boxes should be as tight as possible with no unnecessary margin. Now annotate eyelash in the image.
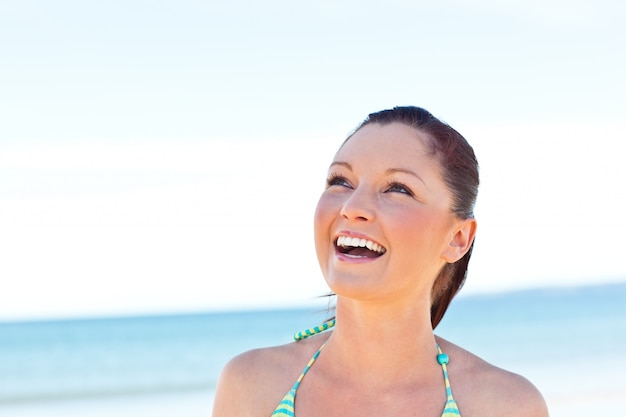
[326,172,350,188]
[326,173,414,197]
[385,181,414,196]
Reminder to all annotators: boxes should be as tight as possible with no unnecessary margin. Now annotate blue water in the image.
[0,306,330,402]
[1,283,625,405]
[438,283,626,365]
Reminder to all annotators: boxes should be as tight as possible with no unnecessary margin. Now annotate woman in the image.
[212,106,548,417]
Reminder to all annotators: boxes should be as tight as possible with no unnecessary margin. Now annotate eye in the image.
[326,172,352,189]
[385,181,414,196]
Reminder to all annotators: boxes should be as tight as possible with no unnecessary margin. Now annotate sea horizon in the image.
[1,281,625,417]
[2,279,623,324]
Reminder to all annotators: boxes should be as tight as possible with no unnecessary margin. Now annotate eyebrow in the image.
[329,161,352,171]
[329,162,428,188]
[385,168,428,187]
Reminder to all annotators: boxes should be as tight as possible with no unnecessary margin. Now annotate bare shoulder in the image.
[211,334,329,417]
[437,338,549,417]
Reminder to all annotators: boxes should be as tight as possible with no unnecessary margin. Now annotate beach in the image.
[2,363,624,417]
[2,388,624,417]
[1,283,624,417]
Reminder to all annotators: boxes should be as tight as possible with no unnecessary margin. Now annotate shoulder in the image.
[211,334,329,417]
[437,338,549,417]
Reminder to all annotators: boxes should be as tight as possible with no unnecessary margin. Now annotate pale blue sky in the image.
[1,1,625,320]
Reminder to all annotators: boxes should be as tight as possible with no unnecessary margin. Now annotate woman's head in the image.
[348,106,479,327]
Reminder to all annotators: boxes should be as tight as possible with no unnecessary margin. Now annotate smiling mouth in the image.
[335,236,387,258]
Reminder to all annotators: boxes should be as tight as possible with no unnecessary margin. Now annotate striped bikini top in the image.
[271,320,461,417]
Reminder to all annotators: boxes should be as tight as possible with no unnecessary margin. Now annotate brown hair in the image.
[347,106,479,328]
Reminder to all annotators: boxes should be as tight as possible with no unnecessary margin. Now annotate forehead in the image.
[336,122,436,166]
[334,122,453,207]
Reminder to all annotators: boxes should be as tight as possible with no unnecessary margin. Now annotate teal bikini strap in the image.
[290,321,461,416]
[437,344,461,416]
[293,319,336,341]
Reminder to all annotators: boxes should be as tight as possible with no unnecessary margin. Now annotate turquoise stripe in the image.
[273,407,294,414]
[293,319,336,341]
[273,408,294,414]
[277,396,294,406]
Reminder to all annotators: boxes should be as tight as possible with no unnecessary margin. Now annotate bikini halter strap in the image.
[293,319,336,341]
[294,320,447,362]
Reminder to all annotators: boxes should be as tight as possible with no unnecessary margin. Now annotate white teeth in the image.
[336,235,386,254]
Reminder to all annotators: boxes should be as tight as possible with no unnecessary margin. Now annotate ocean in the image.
[1,282,625,417]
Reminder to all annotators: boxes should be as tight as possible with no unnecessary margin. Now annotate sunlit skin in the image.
[314,122,473,311]
[211,121,549,417]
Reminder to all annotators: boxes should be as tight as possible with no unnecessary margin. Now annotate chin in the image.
[323,273,383,302]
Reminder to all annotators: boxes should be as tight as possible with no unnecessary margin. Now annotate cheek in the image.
[313,193,337,230]
[389,209,446,254]
[313,195,334,257]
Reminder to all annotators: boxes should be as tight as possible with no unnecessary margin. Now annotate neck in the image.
[322,298,440,385]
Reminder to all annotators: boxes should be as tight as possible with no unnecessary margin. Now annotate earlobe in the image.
[442,218,477,263]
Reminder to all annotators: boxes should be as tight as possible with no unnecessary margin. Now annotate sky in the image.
[1,0,625,321]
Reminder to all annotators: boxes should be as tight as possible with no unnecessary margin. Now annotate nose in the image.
[340,187,375,222]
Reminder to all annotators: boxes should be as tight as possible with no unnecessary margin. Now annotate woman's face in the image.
[314,122,465,305]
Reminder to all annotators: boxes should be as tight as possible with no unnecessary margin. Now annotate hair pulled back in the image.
[349,106,479,328]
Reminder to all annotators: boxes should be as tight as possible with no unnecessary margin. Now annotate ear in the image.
[442,218,477,263]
